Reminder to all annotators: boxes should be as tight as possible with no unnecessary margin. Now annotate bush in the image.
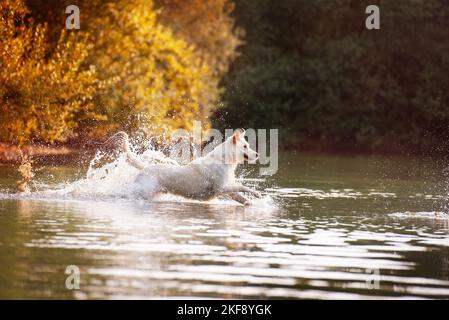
[85,0,213,137]
[0,0,239,145]
[0,0,99,145]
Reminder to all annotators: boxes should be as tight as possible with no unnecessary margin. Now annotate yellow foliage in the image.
[0,0,238,145]
[156,0,242,119]
[156,0,241,77]
[87,0,211,137]
[0,0,101,145]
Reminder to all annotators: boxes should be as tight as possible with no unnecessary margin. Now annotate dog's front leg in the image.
[227,192,251,206]
[223,185,262,198]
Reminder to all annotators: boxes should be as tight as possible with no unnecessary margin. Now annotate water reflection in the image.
[0,195,446,299]
[0,152,449,299]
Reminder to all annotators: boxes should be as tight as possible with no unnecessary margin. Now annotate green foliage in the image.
[214,0,449,153]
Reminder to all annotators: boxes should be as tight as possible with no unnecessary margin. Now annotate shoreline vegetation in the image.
[1,0,449,162]
[0,143,83,164]
[1,140,448,166]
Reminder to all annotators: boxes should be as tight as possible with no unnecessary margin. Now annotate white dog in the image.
[107,129,262,205]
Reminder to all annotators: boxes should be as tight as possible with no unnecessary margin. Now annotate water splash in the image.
[2,141,274,207]
[17,153,34,192]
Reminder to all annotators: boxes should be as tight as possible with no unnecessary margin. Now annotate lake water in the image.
[0,151,449,299]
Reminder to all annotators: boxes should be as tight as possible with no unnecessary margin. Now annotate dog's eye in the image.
[244,145,248,149]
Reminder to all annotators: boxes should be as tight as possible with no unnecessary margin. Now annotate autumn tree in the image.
[84,0,211,137]
[155,0,241,120]
[0,0,100,145]
[1,0,240,145]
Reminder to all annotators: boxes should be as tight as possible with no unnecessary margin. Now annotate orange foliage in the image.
[0,0,239,145]
[86,0,211,137]
[156,0,241,76]
[0,0,101,145]
[156,0,242,118]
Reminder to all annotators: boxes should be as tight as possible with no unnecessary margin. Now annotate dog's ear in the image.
[232,128,245,144]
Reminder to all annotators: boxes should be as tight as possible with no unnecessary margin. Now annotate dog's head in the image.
[225,128,259,164]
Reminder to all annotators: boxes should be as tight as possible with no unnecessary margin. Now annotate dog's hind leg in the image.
[227,192,251,206]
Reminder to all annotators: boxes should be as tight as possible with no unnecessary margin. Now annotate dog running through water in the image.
[105,129,262,205]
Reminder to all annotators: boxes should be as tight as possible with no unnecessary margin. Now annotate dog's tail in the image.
[102,131,146,170]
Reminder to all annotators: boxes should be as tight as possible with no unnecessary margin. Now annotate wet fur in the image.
[106,130,261,205]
